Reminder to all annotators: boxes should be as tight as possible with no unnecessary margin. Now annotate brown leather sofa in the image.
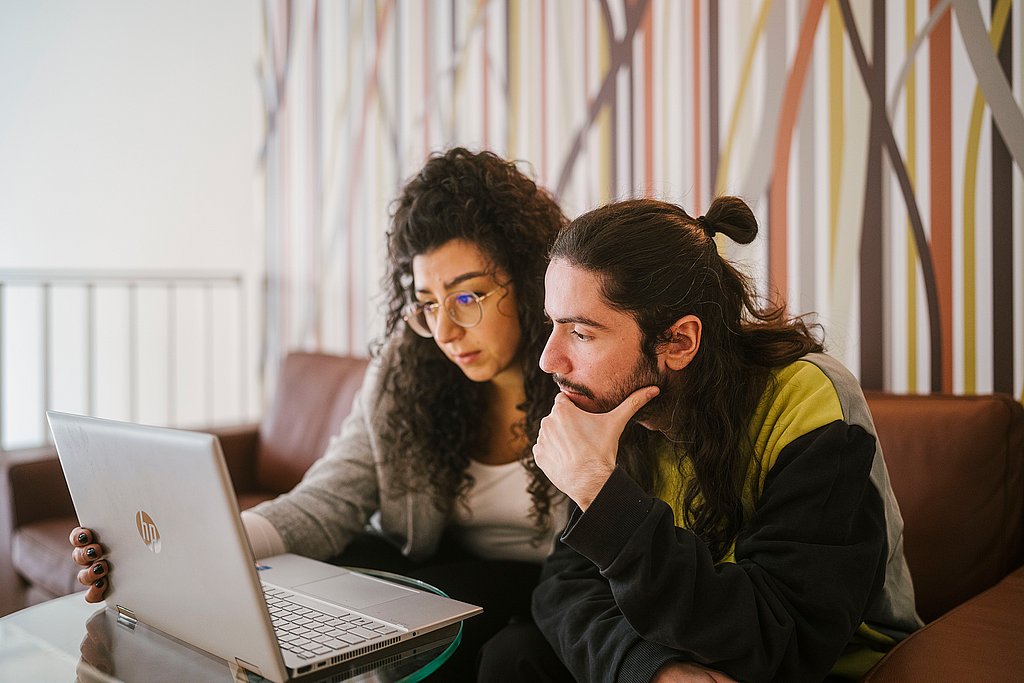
[2,353,1023,681]
[0,351,369,615]
[860,392,1024,681]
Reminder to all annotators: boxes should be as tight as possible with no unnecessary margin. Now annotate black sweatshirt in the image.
[532,354,921,683]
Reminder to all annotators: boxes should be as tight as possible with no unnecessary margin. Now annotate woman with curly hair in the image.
[70,147,569,679]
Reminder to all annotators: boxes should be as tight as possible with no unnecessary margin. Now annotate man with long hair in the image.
[523,197,921,682]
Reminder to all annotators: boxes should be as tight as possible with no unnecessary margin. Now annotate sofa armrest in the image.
[5,447,76,529]
[2,446,77,616]
[4,427,261,522]
[861,564,1024,681]
[206,423,261,494]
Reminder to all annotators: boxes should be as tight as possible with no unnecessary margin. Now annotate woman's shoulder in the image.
[356,345,398,407]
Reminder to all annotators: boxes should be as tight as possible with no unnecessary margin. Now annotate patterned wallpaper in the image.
[258,0,1023,401]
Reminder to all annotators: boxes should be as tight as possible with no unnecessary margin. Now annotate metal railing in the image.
[0,269,250,449]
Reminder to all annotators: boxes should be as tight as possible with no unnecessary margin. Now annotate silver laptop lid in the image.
[48,411,289,682]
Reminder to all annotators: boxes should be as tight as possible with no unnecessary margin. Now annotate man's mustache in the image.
[552,375,595,400]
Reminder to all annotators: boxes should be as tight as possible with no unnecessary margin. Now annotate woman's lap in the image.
[329,533,560,681]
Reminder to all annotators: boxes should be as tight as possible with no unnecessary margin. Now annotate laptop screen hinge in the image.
[115,604,137,630]
[233,657,263,678]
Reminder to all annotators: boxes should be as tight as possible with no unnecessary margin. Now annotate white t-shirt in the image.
[243,458,570,564]
[450,459,568,563]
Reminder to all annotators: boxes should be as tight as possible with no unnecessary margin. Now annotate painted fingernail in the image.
[78,533,88,544]
[86,548,97,559]
[92,564,105,575]
[94,578,105,588]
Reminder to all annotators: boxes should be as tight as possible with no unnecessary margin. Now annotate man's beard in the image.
[553,350,669,423]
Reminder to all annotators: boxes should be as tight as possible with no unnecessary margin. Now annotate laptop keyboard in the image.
[263,585,402,660]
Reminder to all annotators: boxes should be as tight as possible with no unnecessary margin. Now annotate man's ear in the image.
[660,315,701,371]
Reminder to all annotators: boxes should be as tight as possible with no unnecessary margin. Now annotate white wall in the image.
[0,1,262,447]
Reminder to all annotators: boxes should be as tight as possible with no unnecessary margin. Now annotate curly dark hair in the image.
[551,196,823,561]
[372,147,567,532]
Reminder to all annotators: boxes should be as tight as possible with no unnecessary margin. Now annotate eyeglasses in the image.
[402,286,503,338]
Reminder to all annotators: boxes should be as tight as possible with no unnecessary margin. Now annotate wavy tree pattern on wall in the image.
[258,0,1023,401]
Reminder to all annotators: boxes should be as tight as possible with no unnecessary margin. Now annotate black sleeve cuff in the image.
[561,466,655,570]
[616,638,681,683]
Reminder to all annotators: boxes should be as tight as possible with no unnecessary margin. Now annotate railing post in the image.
[129,282,137,423]
[204,282,213,424]
[167,282,176,426]
[0,282,4,448]
[239,278,248,421]
[42,282,51,442]
[86,283,95,417]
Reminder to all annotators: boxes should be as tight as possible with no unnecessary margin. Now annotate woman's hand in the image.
[653,661,738,682]
[69,527,110,603]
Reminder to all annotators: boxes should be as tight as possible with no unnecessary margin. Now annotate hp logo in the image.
[135,510,162,553]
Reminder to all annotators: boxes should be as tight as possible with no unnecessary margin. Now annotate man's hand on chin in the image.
[532,385,659,509]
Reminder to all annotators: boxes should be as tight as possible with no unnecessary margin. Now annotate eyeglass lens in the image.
[404,290,487,337]
[446,292,485,326]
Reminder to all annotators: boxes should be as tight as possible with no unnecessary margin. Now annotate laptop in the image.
[48,411,482,683]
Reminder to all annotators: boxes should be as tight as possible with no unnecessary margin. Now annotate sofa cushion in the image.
[236,491,276,511]
[256,353,370,494]
[861,565,1024,681]
[865,392,1024,622]
[12,517,85,599]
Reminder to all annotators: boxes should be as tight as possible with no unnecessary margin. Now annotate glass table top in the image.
[0,569,461,683]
